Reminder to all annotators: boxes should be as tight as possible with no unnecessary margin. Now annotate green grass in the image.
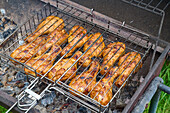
[144,60,170,113]
[0,105,12,113]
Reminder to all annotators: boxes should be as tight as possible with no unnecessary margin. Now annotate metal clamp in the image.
[6,77,51,113]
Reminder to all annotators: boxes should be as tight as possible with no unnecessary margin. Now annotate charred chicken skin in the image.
[79,32,105,67]
[90,67,119,106]
[60,25,88,58]
[10,36,47,63]
[115,52,142,87]
[47,51,82,82]
[46,29,68,45]
[100,42,125,75]
[69,60,100,95]
[24,44,62,76]
[25,16,64,43]
[36,29,68,56]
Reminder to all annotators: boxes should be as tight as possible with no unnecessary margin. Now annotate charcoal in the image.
[17,81,25,88]
[41,91,56,107]
[15,71,26,81]
[8,75,14,82]
[132,75,138,81]
[139,76,144,83]
[33,87,40,93]
[77,106,91,113]
[0,33,3,42]
[21,82,29,89]
[0,82,3,87]
[8,70,17,77]
[41,108,47,113]
[1,74,8,86]
[112,109,118,113]
[116,99,126,109]
[1,86,14,95]
[0,14,17,41]
[2,31,9,38]
[62,109,68,113]
[35,105,47,113]
[46,105,55,112]
[1,17,6,23]
[0,66,9,74]
[125,98,130,104]
[14,87,20,94]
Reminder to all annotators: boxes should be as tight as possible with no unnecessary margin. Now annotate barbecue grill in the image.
[0,0,169,113]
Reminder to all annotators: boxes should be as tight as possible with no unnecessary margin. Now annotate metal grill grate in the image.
[0,1,154,112]
[122,0,170,15]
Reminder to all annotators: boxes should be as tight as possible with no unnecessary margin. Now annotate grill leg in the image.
[149,83,170,113]
[148,89,161,113]
[131,77,163,113]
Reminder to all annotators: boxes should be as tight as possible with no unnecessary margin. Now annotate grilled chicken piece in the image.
[36,29,68,56]
[24,44,62,76]
[90,67,119,106]
[79,32,105,67]
[115,52,142,87]
[10,36,46,63]
[60,25,88,58]
[46,29,68,45]
[32,35,47,45]
[47,51,82,81]
[100,42,125,75]
[69,60,100,95]
[25,16,64,43]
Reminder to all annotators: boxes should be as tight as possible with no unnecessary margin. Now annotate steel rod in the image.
[158,83,170,94]
[149,89,161,113]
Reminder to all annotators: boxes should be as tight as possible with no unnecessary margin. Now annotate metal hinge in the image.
[6,77,51,113]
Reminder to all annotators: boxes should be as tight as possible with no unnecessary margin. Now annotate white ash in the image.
[35,105,47,113]
[41,91,56,107]
[0,15,17,42]
[140,76,145,83]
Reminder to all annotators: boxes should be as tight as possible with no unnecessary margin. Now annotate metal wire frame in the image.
[10,14,88,72]
[5,6,81,55]
[122,0,170,15]
[46,4,153,108]
[122,0,169,71]
[0,2,153,113]
[62,32,144,93]
[53,21,150,107]
[2,3,94,77]
[56,33,151,108]
[45,32,100,80]
[60,29,149,90]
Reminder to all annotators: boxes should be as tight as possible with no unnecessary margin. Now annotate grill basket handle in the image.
[6,77,51,113]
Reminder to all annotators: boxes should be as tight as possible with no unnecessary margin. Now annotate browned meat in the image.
[90,67,119,106]
[24,44,62,76]
[69,60,100,95]
[35,29,68,56]
[79,32,105,67]
[25,16,64,43]
[100,42,125,75]
[10,36,46,63]
[47,51,82,81]
[115,52,142,87]
[60,25,88,58]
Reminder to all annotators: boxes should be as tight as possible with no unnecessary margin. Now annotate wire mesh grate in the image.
[0,1,154,112]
